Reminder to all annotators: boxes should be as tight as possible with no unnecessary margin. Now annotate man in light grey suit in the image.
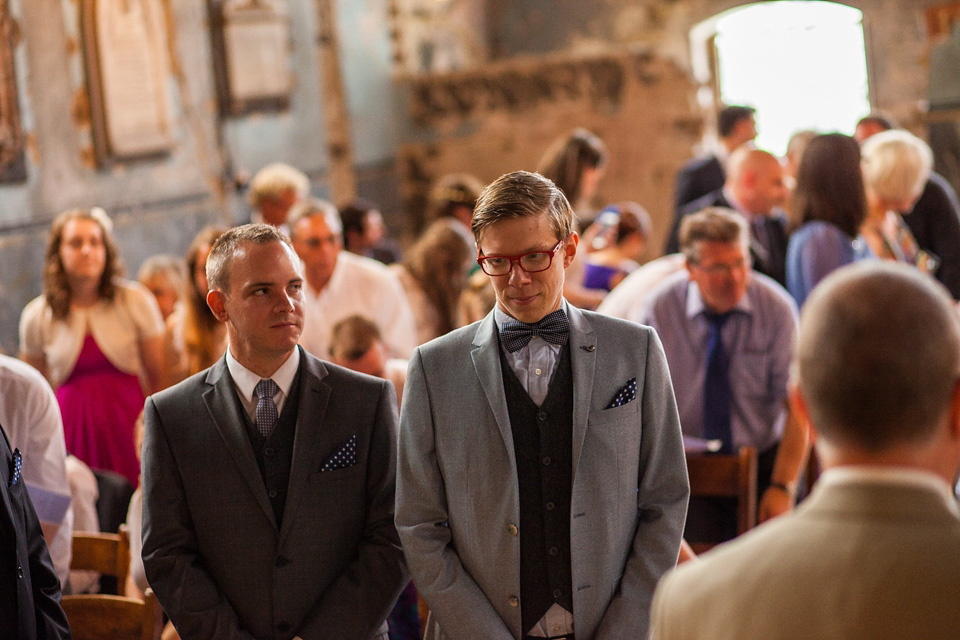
[142,224,407,640]
[651,261,960,640]
[397,171,689,640]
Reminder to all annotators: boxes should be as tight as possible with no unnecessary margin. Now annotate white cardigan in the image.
[19,279,164,389]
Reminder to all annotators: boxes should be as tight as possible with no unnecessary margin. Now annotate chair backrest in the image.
[685,446,758,553]
[71,524,130,594]
[62,588,161,640]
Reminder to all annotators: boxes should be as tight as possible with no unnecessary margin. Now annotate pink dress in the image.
[56,333,144,486]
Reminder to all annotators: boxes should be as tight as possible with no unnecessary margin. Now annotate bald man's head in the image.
[797,262,960,455]
[725,148,787,216]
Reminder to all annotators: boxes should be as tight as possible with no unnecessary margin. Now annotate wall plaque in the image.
[82,0,174,162]
[0,0,25,182]
[210,0,292,116]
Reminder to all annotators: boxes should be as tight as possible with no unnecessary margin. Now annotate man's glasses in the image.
[477,239,564,276]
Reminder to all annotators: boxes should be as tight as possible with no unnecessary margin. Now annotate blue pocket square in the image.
[605,378,637,409]
[321,434,357,472]
[10,448,22,486]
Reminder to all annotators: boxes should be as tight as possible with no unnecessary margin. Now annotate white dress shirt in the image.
[0,355,73,586]
[299,251,417,360]
[225,347,301,422]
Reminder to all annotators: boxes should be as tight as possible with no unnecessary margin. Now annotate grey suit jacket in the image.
[142,348,407,640]
[396,306,689,640]
[651,475,960,640]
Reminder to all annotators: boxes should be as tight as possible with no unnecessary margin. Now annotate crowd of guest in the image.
[6,104,960,640]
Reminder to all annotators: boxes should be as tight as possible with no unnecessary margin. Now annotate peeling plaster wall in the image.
[0,0,404,354]
[399,49,700,251]
[489,0,942,128]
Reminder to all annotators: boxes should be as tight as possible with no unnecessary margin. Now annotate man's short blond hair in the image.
[248,163,310,209]
[471,171,575,245]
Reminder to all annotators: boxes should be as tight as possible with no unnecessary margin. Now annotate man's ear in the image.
[207,289,229,323]
[946,379,960,443]
[563,232,579,268]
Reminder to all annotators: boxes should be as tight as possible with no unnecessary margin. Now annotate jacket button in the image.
[553,588,562,599]
[17,566,23,578]
[549,546,559,556]
[537,411,547,421]
[275,556,289,568]
[545,501,555,511]
[542,456,551,466]
[508,595,519,607]
[507,524,518,536]
[277,622,291,633]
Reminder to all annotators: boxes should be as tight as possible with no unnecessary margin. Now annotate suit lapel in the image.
[203,359,277,529]
[471,312,516,467]
[567,306,596,479]
[278,351,330,547]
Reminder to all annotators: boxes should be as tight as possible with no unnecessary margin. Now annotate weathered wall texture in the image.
[487,0,941,127]
[0,0,402,354]
[398,0,947,246]
[398,48,699,252]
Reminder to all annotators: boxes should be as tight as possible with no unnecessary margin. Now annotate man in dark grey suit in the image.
[397,171,689,640]
[142,224,407,640]
[0,423,70,640]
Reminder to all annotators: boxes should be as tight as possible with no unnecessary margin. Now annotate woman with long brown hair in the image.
[19,208,164,486]
[390,219,472,344]
[165,225,227,384]
[786,133,869,307]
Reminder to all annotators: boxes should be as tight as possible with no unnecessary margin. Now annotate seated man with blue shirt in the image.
[639,207,808,543]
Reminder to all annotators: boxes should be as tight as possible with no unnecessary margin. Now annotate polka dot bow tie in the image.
[321,434,357,472]
[605,378,638,409]
[500,309,570,353]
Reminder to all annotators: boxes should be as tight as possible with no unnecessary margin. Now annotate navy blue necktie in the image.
[500,309,570,353]
[703,311,733,454]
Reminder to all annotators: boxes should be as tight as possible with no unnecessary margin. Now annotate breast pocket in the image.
[308,464,364,484]
[588,397,640,427]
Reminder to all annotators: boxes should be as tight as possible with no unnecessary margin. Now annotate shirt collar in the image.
[819,466,959,516]
[226,346,301,402]
[684,279,752,320]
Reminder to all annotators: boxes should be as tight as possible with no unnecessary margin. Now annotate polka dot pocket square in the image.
[10,448,22,486]
[605,378,638,409]
[321,434,357,472]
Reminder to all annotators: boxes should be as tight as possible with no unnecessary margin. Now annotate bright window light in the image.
[714,1,870,156]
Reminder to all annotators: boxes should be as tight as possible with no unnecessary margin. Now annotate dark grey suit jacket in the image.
[142,348,407,640]
[0,425,70,640]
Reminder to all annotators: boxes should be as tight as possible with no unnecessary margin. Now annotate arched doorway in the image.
[690,1,870,155]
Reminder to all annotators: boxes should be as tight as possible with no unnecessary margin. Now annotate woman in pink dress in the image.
[20,208,164,486]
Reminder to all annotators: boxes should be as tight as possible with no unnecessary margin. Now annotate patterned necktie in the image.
[254,379,280,438]
[703,311,733,454]
[500,309,570,353]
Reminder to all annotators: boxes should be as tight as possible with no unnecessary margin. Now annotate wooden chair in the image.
[685,446,758,554]
[70,524,131,594]
[62,588,161,640]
